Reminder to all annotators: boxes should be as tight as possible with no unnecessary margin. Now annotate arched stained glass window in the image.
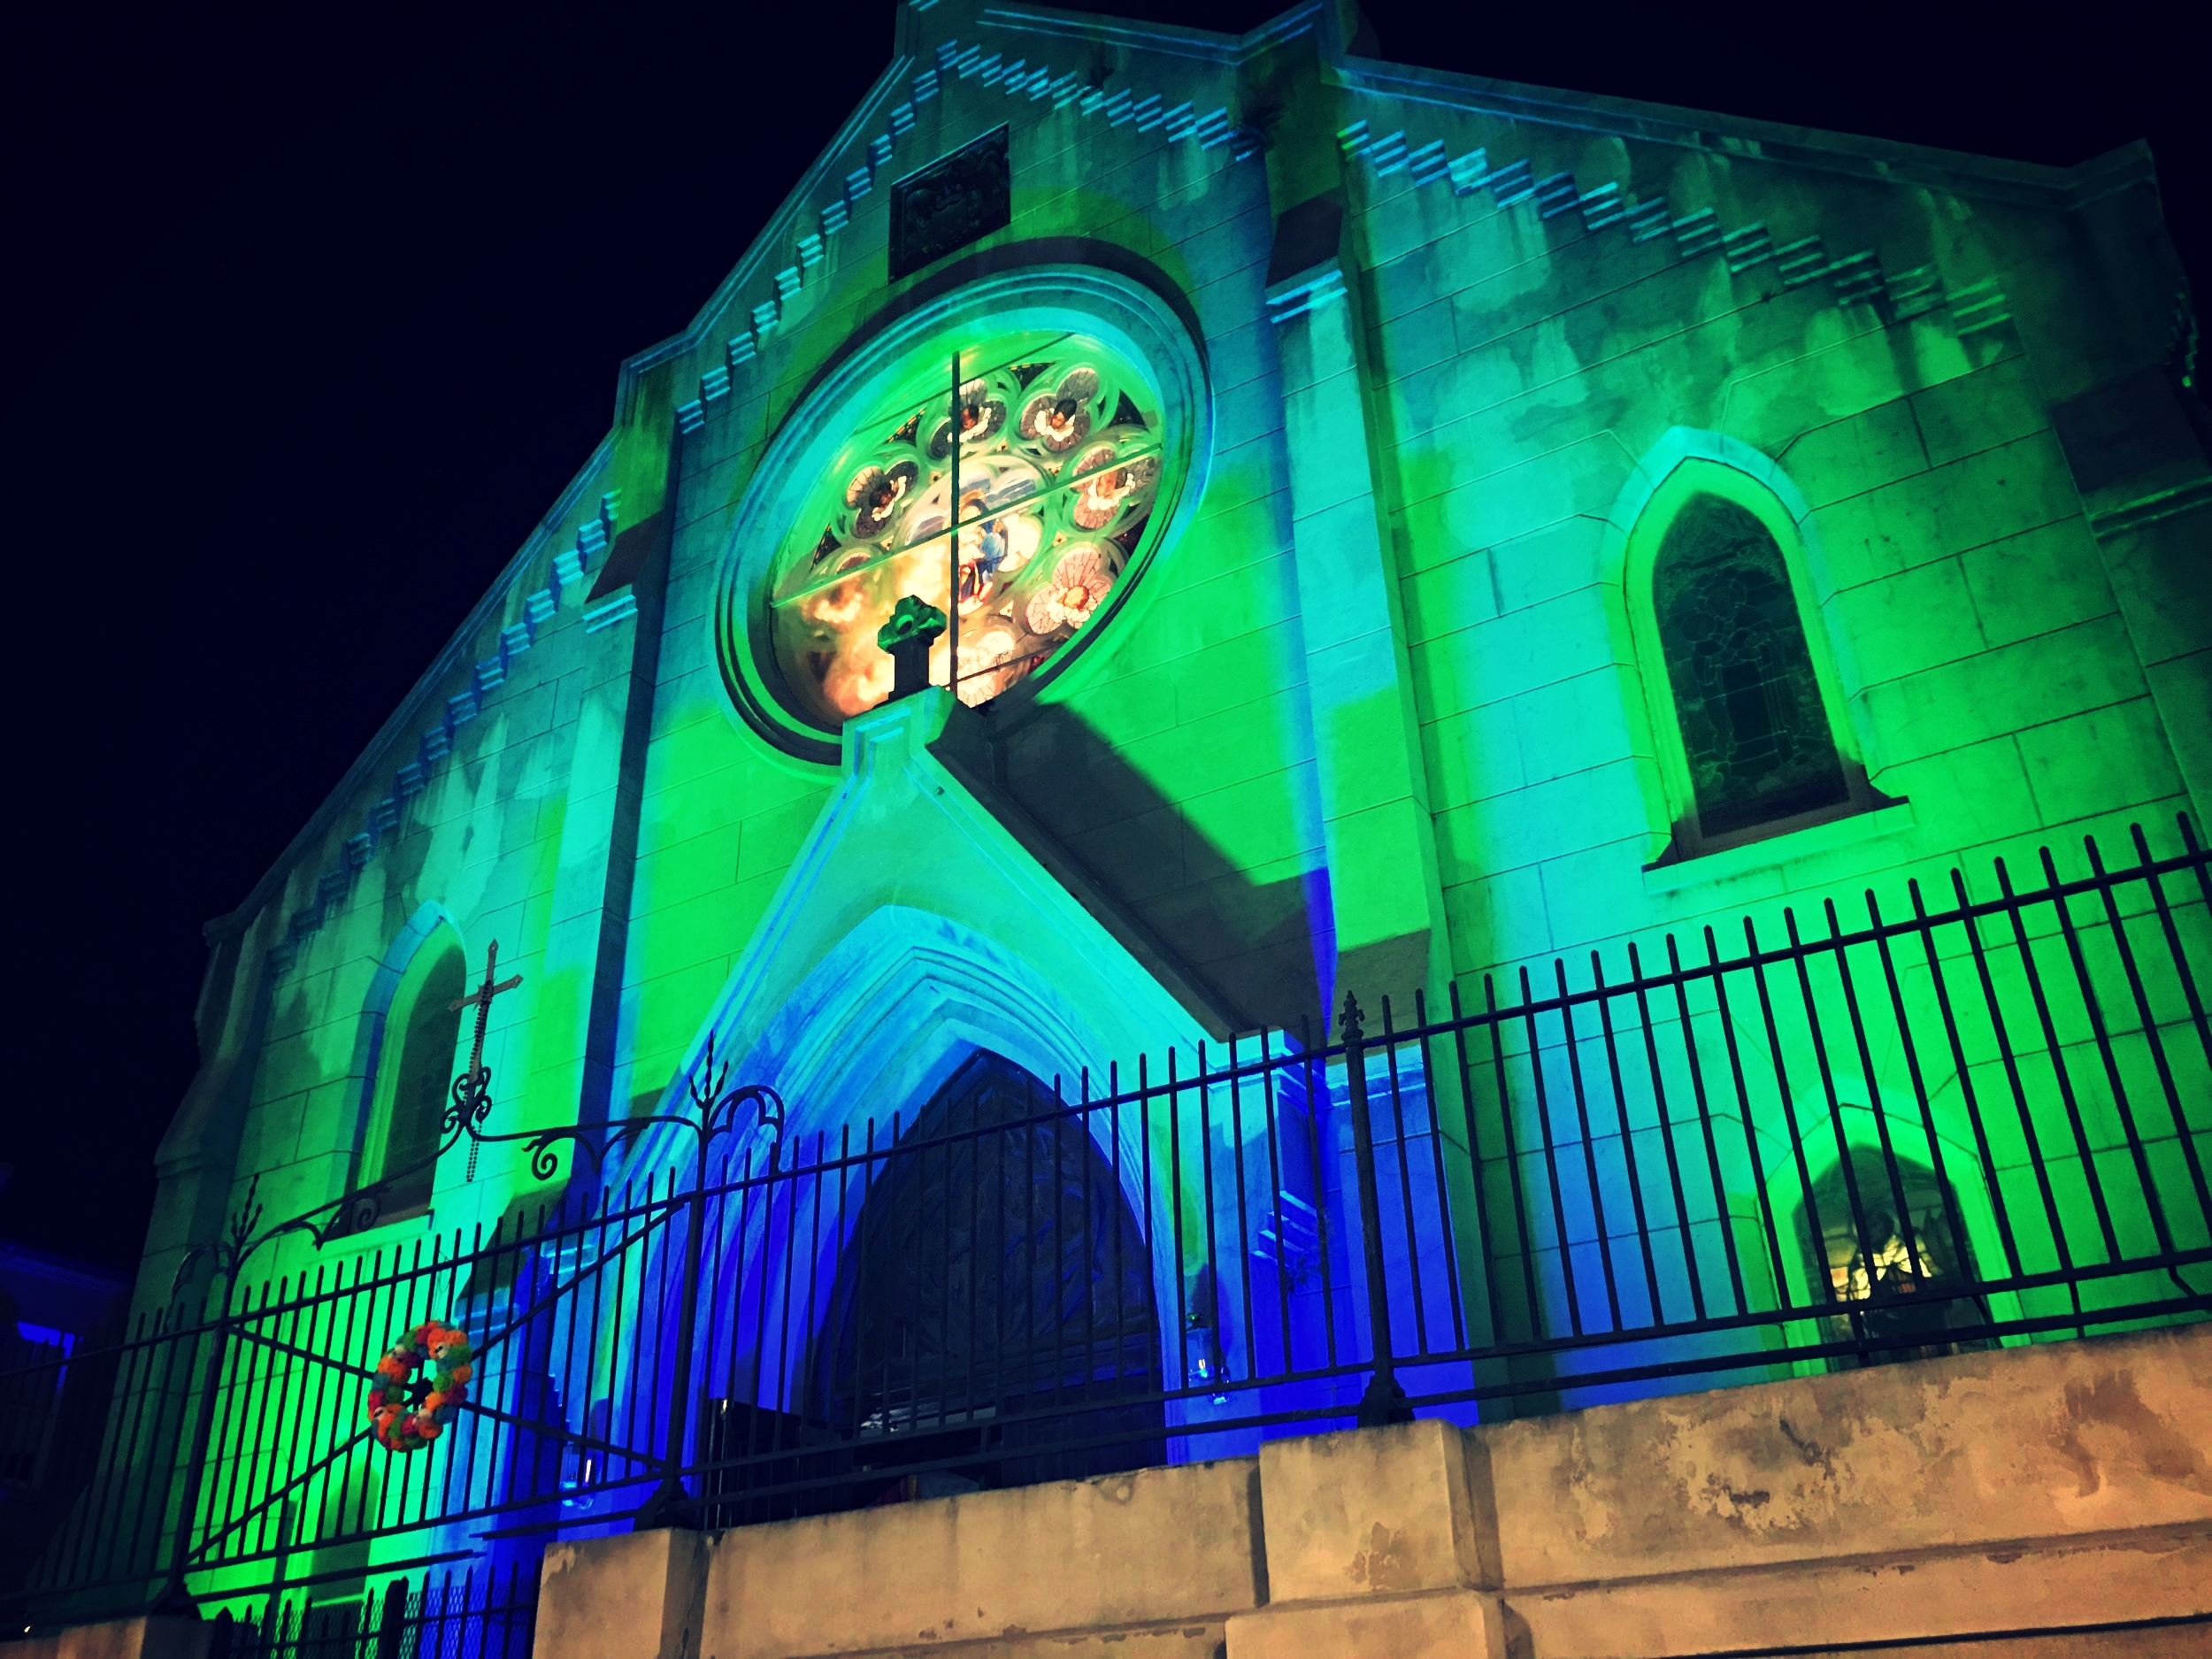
[367,940,465,1216]
[1653,494,1848,840]
[1801,1151,1989,1366]
[766,331,1164,727]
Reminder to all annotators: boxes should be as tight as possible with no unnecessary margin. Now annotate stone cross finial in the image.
[878,593,948,700]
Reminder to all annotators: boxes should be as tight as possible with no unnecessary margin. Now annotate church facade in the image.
[79,0,2210,1620]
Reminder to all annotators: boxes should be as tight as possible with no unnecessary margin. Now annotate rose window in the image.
[766,333,1164,727]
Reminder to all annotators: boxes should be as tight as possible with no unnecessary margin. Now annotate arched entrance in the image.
[812,1050,1165,1499]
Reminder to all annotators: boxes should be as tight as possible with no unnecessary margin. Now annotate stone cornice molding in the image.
[1329,62,2154,214]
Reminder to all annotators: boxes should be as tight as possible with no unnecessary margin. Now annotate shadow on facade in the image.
[980,699,1329,1041]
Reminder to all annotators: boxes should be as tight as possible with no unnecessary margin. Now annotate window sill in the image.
[1641,798,1917,896]
[319,1199,434,1255]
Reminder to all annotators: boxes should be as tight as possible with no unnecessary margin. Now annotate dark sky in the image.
[3,0,2203,1271]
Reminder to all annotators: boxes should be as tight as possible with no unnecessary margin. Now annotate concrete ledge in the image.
[1256,1417,1496,1601]
[501,1325,2212,1659]
[540,1528,710,1659]
[1508,1522,2212,1658]
[726,1619,1228,1659]
[1756,1624,2212,1658]
[1486,1323,2212,1588]
[10,1617,209,1659]
[702,1460,1264,1659]
[1225,1587,1508,1659]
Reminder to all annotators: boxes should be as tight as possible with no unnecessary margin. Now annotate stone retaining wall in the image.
[535,1323,2212,1658]
[23,1325,2206,1659]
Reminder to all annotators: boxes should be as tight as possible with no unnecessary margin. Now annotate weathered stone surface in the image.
[537,1528,710,1659]
[1507,1525,2211,1657]
[1256,1417,1496,1602]
[701,1460,1263,1659]
[786,1623,1226,1659]
[1225,1586,1508,1659]
[10,1618,209,1659]
[1483,1324,2212,1589]
[525,1326,2212,1659]
[1770,1627,2212,1659]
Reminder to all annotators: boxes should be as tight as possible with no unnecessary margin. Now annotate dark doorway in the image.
[811,1050,1165,1500]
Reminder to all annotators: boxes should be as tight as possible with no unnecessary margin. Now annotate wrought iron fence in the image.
[6,818,2208,1636]
[204,1563,536,1659]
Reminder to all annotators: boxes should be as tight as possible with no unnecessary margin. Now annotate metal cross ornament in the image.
[449,939,523,1179]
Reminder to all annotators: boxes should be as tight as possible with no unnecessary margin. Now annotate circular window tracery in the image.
[766,330,1165,728]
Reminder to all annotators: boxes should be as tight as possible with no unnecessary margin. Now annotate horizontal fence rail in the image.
[7,820,2208,1628]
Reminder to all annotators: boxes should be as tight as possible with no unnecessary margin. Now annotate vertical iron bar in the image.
[1590,956,1662,1321]
[948,351,962,692]
[1909,878,2024,1277]
[1517,969,1581,1334]
[1781,910,1878,1346]
[1823,898,1928,1286]
[2099,833,2212,1217]
[1995,856,2121,1263]
[2043,844,2172,1254]
[1259,1032,1297,1369]
[1163,1052,1184,1393]
[1704,929,1791,1313]
[1863,894,1978,1293]
[1108,1071,1131,1401]
[2136,821,2212,1070]
[1340,994,1411,1425]
[1664,934,1748,1316]
[844,1119,876,1446]
[1742,918,1830,1320]
[1554,964,1622,1330]
[1627,941,1709,1323]
[1300,1040,1338,1371]
[1074,1077,1099,1410]
[2185,811,2212,913]
[1950,863,2082,1333]
[801,1136,830,1448]
[1484,976,1543,1341]
[1198,1043,1222,1398]
[1411,994,1468,1350]
[637,1158,707,1526]
[150,1274,234,1613]
[1379,1001,1431,1354]
[965,1086,985,1428]
[1046,1073,1070,1425]
[1448,980,1506,1355]
[1230,1036,1257,1382]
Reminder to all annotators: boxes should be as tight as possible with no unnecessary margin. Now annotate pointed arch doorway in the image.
[811,1050,1165,1501]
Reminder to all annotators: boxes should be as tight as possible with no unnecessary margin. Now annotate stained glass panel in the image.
[768,331,1164,727]
[1653,494,1848,838]
[1806,1155,1988,1365]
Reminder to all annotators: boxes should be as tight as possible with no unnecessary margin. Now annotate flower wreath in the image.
[365,1321,472,1453]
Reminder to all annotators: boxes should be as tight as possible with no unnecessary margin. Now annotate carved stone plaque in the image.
[889,127,1010,280]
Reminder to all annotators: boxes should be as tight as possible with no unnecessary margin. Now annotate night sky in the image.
[3,0,2202,1272]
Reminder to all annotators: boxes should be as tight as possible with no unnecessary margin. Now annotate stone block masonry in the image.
[523,1323,2210,1659]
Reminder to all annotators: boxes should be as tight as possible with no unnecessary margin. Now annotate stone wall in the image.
[534,1322,2210,1659]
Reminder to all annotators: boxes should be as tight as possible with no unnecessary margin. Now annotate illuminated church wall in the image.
[1348,108,2200,979]
[138,0,2205,1432]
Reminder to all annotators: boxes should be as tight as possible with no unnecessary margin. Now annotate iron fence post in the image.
[149,1292,232,1616]
[1341,993,1413,1427]
[634,1175,706,1530]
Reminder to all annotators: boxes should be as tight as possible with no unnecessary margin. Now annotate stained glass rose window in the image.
[766,332,1164,727]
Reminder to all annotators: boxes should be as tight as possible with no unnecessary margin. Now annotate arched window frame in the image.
[1750,1094,2024,1378]
[346,904,468,1223]
[1621,451,1887,863]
